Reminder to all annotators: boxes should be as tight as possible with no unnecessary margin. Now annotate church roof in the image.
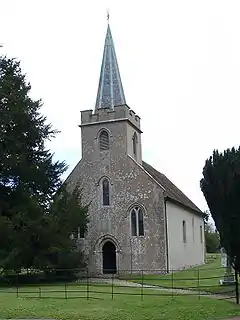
[142,161,202,215]
[95,24,126,110]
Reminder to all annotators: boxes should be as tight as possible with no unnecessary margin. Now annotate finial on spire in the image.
[107,9,110,23]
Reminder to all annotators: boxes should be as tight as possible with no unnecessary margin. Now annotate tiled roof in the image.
[95,24,126,110]
[142,161,202,215]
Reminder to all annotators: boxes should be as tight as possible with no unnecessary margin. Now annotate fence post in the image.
[112,273,114,300]
[235,269,239,304]
[141,270,144,301]
[171,269,174,300]
[16,272,19,298]
[65,283,67,299]
[198,268,200,300]
[87,269,89,300]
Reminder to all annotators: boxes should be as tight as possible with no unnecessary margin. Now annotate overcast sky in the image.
[1,0,240,212]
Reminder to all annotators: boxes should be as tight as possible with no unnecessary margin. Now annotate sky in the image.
[1,0,240,212]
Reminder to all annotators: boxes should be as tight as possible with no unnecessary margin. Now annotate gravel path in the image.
[77,278,236,302]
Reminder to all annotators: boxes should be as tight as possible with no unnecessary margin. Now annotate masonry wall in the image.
[166,201,205,270]
[66,109,167,274]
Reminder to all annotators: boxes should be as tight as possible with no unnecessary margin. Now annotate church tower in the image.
[68,20,168,275]
[80,23,142,164]
[67,19,205,275]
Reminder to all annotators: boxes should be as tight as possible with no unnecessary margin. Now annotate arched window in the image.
[99,130,109,150]
[182,220,187,243]
[132,132,138,156]
[200,225,203,243]
[131,205,144,236]
[192,217,195,242]
[102,178,110,206]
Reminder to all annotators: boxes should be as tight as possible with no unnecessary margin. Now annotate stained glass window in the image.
[200,225,203,243]
[103,178,110,206]
[183,220,187,243]
[131,206,144,236]
[131,210,137,236]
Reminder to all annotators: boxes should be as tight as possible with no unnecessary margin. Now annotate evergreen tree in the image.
[0,56,88,271]
[200,147,240,273]
[46,185,89,270]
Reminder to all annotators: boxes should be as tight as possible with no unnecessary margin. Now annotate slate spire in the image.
[95,23,126,110]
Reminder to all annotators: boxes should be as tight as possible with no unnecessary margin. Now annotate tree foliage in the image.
[205,223,220,253]
[46,185,89,270]
[0,56,88,271]
[200,147,240,272]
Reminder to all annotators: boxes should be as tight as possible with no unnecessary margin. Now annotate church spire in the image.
[95,22,126,110]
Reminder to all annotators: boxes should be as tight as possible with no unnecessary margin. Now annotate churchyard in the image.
[0,254,240,320]
[124,253,235,294]
[0,284,240,320]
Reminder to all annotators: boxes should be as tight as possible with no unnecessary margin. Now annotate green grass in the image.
[121,254,235,295]
[0,283,240,320]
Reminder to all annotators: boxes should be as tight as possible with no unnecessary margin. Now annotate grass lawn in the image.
[0,283,240,320]
[121,254,236,295]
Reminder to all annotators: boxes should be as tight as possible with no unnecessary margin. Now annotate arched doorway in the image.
[102,241,117,274]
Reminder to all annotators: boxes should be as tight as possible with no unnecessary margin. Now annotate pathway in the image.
[77,278,236,302]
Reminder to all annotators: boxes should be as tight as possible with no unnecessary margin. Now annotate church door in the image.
[102,241,117,274]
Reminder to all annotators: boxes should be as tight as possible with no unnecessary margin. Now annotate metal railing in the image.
[0,267,238,303]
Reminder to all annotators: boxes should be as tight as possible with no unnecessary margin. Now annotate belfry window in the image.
[132,132,138,156]
[131,205,144,236]
[102,178,110,206]
[99,130,109,150]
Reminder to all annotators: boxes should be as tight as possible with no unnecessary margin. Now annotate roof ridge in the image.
[128,155,166,191]
[142,160,202,214]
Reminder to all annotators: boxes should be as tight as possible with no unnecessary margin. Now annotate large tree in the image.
[0,56,88,271]
[200,147,240,273]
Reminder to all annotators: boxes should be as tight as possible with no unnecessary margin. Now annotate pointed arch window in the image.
[132,132,138,156]
[192,217,195,242]
[102,178,110,206]
[131,205,144,236]
[200,225,203,243]
[99,130,109,150]
[182,220,187,243]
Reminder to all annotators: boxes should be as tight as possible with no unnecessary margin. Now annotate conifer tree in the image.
[0,56,88,271]
[201,148,240,273]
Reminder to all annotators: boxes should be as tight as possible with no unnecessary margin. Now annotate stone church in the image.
[66,23,205,274]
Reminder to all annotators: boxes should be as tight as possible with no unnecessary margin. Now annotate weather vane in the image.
[107,10,110,22]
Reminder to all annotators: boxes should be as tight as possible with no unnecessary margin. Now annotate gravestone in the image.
[219,247,235,285]
[221,247,227,267]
